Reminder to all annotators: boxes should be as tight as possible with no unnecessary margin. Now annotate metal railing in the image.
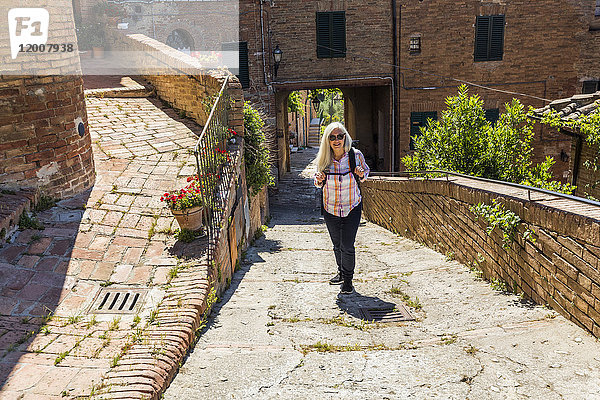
[194,75,235,264]
[370,170,600,208]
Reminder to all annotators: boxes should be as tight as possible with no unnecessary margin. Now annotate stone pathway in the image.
[0,89,209,398]
[164,148,600,400]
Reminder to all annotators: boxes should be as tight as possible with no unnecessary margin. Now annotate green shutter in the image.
[331,12,346,57]
[474,16,490,61]
[475,15,504,62]
[221,42,250,89]
[238,42,249,89]
[582,81,599,94]
[316,11,346,58]
[489,15,504,61]
[316,12,331,58]
[410,111,437,150]
[485,108,499,124]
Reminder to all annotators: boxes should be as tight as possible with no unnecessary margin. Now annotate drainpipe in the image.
[562,127,584,187]
[259,0,269,87]
[392,0,398,172]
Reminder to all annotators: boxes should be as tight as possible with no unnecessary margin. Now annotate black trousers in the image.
[323,202,362,280]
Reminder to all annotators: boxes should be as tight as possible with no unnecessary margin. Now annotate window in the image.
[316,11,346,58]
[410,111,437,150]
[474,15,505,62]
[409,36,421,54]
[166,29,194,54]
[596,0,600,17]
[582,80,599,94]
[222,42,250,89]
[485,108,500,124]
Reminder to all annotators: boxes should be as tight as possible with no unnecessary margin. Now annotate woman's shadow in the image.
[335,289,399,321]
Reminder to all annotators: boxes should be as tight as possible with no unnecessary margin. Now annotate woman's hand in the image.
[315,172,326,185]
[354,166,365,179]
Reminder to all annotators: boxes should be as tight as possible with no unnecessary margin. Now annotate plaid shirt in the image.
[314,149,370,217]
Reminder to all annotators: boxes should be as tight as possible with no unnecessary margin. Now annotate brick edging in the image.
[362,177,600,338]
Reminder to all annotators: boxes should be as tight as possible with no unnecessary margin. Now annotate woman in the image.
[314,122,370,294]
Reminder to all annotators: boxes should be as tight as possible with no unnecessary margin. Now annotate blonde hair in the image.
[316,122,353,172]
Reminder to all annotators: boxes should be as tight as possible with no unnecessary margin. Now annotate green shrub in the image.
[541,107,600,197]
[402,85,575,194]
[243,103,273,195]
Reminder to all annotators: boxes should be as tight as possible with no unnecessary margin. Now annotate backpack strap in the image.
[348,148,360,185]
[319,173,327,215]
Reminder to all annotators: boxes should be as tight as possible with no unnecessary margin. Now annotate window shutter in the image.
[410,111,437,150]
[331,11,346,57]
[485,108,500,124]
[316,11,346,58]
[474,15,504,61]
[474,16,490,61]
[238,42,249,89]
[316,12,331,58]
[489,15,505,61]
[221,42,250,89]
[582,80,599,94]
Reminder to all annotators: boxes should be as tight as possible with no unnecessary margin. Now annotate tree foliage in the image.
[541,107,600,198]
[287,91,305,116]
[402,85,575,194]
[243,102,273,195]
[309,89,344,125]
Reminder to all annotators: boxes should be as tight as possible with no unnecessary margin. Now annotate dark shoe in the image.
[329,273,343,285]
[340,279,354,294]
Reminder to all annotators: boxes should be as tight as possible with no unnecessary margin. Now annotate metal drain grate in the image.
[360,304,414,322]
[90,288,148,314]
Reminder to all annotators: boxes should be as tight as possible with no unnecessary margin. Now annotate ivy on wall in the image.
[470,199,535,249]
[243,102,273,196]
[541,107,600,199]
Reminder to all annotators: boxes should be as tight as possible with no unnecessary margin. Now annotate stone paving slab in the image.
[0,84,212,398]
[164,148,600,400]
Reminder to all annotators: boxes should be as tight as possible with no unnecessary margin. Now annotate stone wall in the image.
[397,0,598,175]
[0,0,95,199]
[211,162,270,296]
[104,32,268,296]
[362,177,600,337]
[0,75,95,199]
[77,0,238,52]
[108,33,244,136]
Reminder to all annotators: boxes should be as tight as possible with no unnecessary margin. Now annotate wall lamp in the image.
[273,45,283,77]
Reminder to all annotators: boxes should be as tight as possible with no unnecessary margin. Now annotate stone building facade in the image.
[70,0,599,180]
[237,0,396,175]
[398,0,600,180]
[238,0,600,178]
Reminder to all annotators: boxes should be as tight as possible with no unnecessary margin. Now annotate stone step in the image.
[0,189,38,242]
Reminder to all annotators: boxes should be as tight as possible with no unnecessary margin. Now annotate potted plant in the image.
[76,22,105,58]
[161,176,206,231]
[88,23,106,59]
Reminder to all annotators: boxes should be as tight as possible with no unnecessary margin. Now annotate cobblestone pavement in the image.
[164,148,600,400]
[0,91,208,399]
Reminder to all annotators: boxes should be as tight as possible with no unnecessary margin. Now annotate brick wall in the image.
[576,0,600,79]
[397,0,594,174]
[108,33,244,136]
[77,0,238,52]
[238,0,396,176]
[0,0,95,199]
[362,177,600,337]
[571,137,600,200]
[0,75,95,199]
[0,0,81,75]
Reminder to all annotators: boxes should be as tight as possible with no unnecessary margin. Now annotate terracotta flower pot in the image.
[171,206,204,231]
[92,46,105,59]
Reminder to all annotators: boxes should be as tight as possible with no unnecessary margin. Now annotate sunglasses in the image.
[329,133,345,141]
